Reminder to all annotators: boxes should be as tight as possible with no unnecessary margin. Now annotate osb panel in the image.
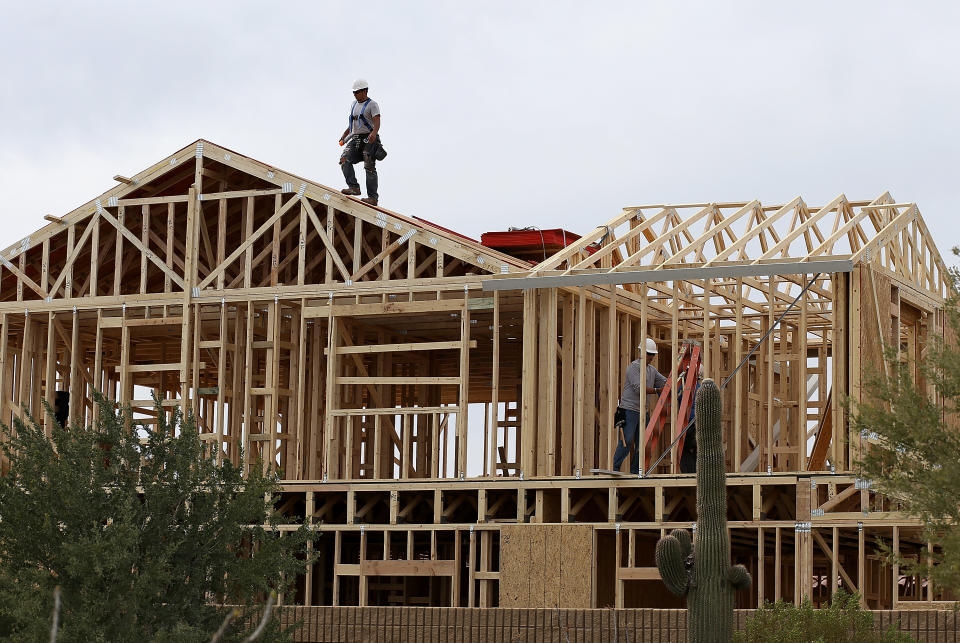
[544,524,563,607]
[500,525,595,609]
[559,524,593,608]
[528,523,547,607]
[498,525,530,607]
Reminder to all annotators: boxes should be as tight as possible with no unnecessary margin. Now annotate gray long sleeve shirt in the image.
[619,359,667,412]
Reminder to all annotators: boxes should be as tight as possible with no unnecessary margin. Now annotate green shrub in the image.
[734,590,916,643]
[0,394,314,642]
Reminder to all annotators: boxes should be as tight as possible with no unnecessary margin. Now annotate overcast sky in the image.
[1,0,958,257]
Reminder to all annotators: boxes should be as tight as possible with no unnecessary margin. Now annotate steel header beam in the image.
[481,259,854,291]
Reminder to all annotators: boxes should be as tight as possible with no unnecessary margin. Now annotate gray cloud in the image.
[1,0,957,256]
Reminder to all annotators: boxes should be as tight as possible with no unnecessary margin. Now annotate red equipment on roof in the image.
[480,228,581,264]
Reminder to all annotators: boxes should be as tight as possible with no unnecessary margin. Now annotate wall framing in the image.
[0,139,953,610]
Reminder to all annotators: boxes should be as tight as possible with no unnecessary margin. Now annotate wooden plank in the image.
[331,340,475,354]
[337,376,458,385]
[520,290,538,477]
[116,362,205,373]
[807,390,833,471]
[304,298,465,318]
[616,567,661,580]
[359,560,456,577]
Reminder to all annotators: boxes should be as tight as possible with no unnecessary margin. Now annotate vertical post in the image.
[297,201,307,286]
[757,526,765,606]
[468,527,476,607]
[90,217,99,298]
[639,286,648,465]
[489,291,500,477]
[606,285,618,472]
[294,302,307,478]
[520,290,538,477]
[831,526,839,596]
[734,278,744,472]
[892,526,899,608]
[242,304,255,470]
[69,309,80,424]
[573,288,586,475]
[65,222,75,299]
[457,302,470,477]
[179,186,198,416]
[332,530,341,606]
[539,288,558,476]
[670,280,679,470]
[766,276,776,473]
[44,313,56,436]
[140,205,150,294]
[774,526,781,602]
[41,239,50,296]
[93,310,103,426]
[215,300,227,464]
[799,286,809,472]
[560,293,574,475]
[324,312,340,480]
[113,207,124,297]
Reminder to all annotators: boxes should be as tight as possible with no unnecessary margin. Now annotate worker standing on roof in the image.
[614,339,667,474]
[339,78,382,206]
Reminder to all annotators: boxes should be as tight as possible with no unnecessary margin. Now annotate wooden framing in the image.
[1,139,953,609]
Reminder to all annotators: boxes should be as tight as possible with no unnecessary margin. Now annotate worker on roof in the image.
[614,338,667,474]
[339,78,384,206]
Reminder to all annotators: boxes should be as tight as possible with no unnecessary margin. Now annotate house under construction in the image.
[0,139,953,611]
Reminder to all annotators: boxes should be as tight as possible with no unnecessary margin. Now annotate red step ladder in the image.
[641,341,702,473]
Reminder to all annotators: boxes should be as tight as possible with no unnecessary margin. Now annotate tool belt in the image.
[343,134,387,162]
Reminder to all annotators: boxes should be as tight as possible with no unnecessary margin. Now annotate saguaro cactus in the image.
[655,378,751,642]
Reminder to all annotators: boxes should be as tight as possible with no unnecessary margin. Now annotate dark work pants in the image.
[340,134,379,200]
[612,409,642,474]
[679,422,697,473]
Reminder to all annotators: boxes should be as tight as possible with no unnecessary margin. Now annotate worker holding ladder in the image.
[613,338,667,474]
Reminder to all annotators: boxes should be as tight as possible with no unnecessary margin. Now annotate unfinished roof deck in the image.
[0,139,952,609]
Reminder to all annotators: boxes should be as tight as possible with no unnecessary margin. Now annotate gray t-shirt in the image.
[349,99,381,135]
[619,359,668,413]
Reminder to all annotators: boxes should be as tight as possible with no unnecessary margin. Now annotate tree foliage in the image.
[0,395,313,642]
[734,591,915,642]
[851,248,960,594]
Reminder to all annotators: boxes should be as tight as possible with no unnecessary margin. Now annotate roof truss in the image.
[0,140,529,308]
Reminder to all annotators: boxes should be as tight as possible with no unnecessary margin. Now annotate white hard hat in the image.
[352,78,369,92]
[639,338,658,355]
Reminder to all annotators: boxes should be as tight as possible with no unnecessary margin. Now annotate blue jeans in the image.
[340,134,379,200]
[612,409,641,474]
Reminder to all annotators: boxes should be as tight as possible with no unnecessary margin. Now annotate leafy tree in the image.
[0,394,313,642]
[850,248,960,594]
[734,590,916,642]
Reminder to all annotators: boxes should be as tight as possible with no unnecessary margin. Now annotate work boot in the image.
[361,197,378,206]
[341,187,361,196]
